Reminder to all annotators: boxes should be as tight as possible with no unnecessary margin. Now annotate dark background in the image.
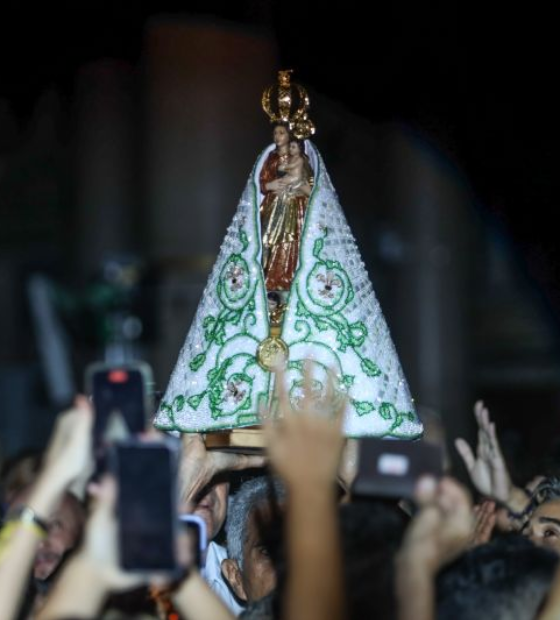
[1,2,558,482]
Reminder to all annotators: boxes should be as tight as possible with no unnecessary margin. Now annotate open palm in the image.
[455,401,512,503]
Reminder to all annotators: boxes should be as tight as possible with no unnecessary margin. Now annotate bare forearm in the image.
[37,557,108,620]
[0,526,45,620]
[283,483,344,620]
[26,467,68,519]
[0,466,74,620]
[173,571,235,620]
[395,554,435,620]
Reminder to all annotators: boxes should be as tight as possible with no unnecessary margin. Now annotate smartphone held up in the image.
[110,440,181,574]
[352,438,443,501]
[86,361,154,466]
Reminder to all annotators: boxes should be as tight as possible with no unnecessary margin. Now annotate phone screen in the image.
[114,443,178,572]
[92,367,147,439]
[352,439,443,500]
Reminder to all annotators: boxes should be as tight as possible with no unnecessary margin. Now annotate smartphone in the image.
[111,441,179,573]
[351,438,443,500]
[86,362,153,466]
[179,514,207,571]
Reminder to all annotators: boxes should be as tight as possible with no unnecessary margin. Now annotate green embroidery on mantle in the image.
[288,227,394,428]
[160,224,267,424]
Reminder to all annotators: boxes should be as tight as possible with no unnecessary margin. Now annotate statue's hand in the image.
[266,179,284,192]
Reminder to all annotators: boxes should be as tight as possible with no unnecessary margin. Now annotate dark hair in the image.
[527,477,560,513]
[436,534,558,620]
[255,500,407,620]
[340,501,408,620]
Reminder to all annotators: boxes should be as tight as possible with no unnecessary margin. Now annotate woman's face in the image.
[522,498,560,553]
[273,125,289,148]
[289,141,301,156]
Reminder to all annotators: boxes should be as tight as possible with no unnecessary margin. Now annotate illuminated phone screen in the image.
[92,368,146,441]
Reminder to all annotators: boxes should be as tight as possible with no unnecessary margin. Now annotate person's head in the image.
[1,451,42,507]
[521,477,560,553]
[272,124,290,149]
[436,535,558,620]
[192,479,229,542]
[340,500,408,620]
[240,498,408,620]
[523,499,560,553]
[37,492,85,581]
[222,476,284,603]
[10,489,85,581]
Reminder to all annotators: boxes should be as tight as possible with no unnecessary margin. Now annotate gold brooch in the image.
[256,336,289,371]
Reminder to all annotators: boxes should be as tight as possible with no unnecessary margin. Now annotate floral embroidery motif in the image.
[219,254,251,307]
[159,224,267,425]
[224,263,246,293]
[226,376,247,404]
[316,270,343,299]
[289,227,414,431]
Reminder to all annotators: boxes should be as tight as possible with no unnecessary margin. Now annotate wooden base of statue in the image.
[204,426,265,454]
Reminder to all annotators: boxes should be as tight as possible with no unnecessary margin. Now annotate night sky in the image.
[1,2,558,298]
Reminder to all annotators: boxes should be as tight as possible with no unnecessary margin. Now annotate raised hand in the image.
[470,500,497,547]
[454,401,513,503]
[178,433,266,512]
[42,395,94,489]
[396,476,473,620]
[264,363,346,488]
[81,476,147,590]
[402,476,473,572]
[37,476,164,620]
[263,362,346,620]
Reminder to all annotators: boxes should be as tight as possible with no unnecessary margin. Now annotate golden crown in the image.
[262,70,316,140]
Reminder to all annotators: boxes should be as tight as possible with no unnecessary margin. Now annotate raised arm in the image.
[396,476,473,620]
[0,397,93,620]
[265,366,346,620]
[455,400,528,513]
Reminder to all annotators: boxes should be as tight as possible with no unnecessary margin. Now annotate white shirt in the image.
[203,541,245,616]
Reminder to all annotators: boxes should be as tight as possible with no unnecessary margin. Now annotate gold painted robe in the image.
[259,151,312,291]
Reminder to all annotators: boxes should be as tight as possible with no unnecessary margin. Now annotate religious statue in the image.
[154,71,423,444]
[260,129,314,292]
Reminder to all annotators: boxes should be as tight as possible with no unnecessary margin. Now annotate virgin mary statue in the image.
[154,71,423,441]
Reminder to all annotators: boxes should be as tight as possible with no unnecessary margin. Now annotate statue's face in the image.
[289,141,301,156]
[273,125,289,148]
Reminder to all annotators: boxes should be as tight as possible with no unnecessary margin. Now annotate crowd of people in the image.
[2,369,560,620]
